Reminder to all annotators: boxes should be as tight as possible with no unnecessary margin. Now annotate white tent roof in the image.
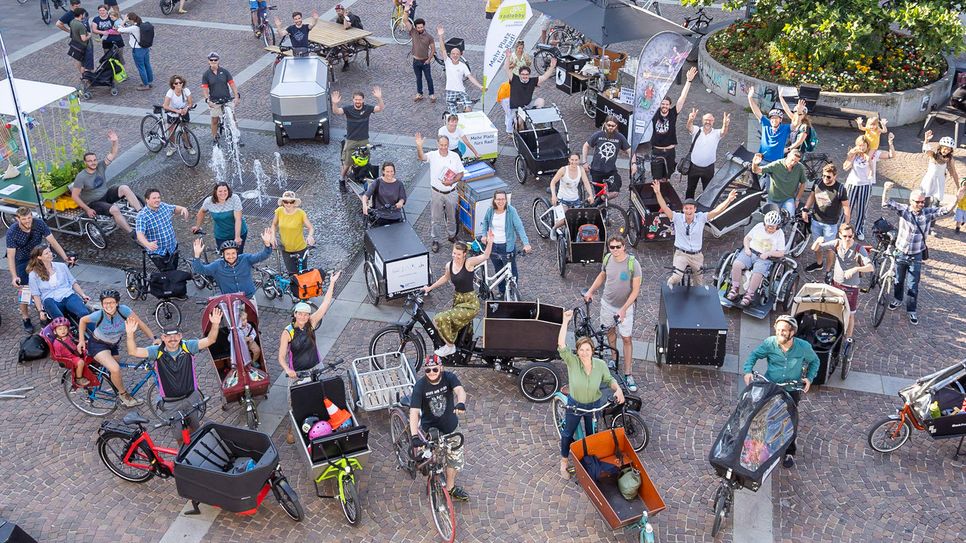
[0,78,78,116]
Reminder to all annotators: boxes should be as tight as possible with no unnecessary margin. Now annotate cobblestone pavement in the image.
[1,2,964,542]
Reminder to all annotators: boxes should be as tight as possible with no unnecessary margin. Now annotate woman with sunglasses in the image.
[810,223,872,348]
[556,309,624,479]
[162,75,194,157]
[843,132,895,241]
[422,231,495,357]
[271,190,315,273]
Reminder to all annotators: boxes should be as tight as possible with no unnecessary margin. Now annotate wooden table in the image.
[308,20,372,48]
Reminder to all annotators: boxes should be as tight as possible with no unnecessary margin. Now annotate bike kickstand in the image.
[184,501,202,516]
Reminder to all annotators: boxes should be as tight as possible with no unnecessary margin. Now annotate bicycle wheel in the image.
[244,392,259,430]
[390,16,413,45]
[788,222,810,258]
[532,50,552,76]
[871,271,893,328]
[160,0,173,15]
[63,369,118,417]
[17,0,30,5]
[364,260,381,306]
[711,484,730,537]
[518,361,559,402]
[867,416,911,453]
[140,115,165,153]
[41,0,51,25]
[531,197,553,239]
[390,408,416,478]
[602,204,630,239]
[340,473,361,525]
[612,411,650,452]
[580,89,596,118]
[261,24,276,47]
[85,221,106,249]
[97,433,155,483]
[557,235,567,277]
[124,271,140,300]
[504,277,520,302]
[428,476,456,543]
[514,154,528,184]
[146,380,164,420]
[550,394,567,439]
[369,326,426,372]
[272,476,305,521]
[155,300,182,330]
[259,270,280,299]
[626,205,641,247]
[177,128,201,167]
[547,28,574,55]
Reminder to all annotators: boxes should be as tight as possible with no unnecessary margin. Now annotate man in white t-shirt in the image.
[726,210,786,306]
[437,25,482,114]
[416,131,465,253]
[438,114,479,159]
[684,109,729,199]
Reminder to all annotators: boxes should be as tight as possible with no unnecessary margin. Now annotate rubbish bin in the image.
[270,55,331,146]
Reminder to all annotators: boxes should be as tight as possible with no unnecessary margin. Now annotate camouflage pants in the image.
[433,292,479,344]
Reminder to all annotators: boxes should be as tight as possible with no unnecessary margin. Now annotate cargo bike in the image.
[368,295,565,402]
[202,294,270,430]
[867,359,966,458]
[512,105,571,184]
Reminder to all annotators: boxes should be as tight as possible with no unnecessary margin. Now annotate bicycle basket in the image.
[149,270,191,299]
[98,419,142,438]
[153,105,164,115]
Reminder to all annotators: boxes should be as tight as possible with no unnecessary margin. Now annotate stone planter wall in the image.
[697,30,954,127]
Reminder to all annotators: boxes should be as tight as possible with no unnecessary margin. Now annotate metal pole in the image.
[0,29,45,219]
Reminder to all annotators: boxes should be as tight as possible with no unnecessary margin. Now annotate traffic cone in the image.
[324,398,352,430]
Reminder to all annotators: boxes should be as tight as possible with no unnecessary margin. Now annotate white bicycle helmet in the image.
[763,210,782,227]
[938,136,955,149]
[775,314,798,333]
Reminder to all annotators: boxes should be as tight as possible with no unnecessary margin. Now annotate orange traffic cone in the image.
[324,398,352,430]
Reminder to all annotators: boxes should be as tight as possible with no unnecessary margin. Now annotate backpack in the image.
[18,335,49,364]
[576,224,599,242]
[602,253,636,275]
[136,22,154,48]
[802,125,819,153]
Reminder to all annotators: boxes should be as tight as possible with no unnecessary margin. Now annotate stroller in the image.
[81,47,127,98]
[790,283,853,385]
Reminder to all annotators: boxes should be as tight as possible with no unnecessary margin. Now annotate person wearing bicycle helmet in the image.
[747,86,791,164]
[436,24,483,114]
[726,211,786,307]
[556,310,625,479]
[919,130,960,207]
[190,228,275,307]
[332,87,384,190]
[277,271,341,443]
[409,355,470,501]
[78,289,156,407]
[751,150,807,218]
[126,307,223,443]
[743,315,819,468]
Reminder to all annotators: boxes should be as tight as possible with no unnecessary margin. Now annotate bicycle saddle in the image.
[122,412,149,426]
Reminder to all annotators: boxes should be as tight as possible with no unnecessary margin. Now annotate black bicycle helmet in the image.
[219,240,239,252]
[100,289,121,302]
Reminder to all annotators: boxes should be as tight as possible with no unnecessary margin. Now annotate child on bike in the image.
[46,317,95,387]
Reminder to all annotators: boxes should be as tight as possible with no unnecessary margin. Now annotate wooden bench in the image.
[774,84,872,128]
[918,105,966,148]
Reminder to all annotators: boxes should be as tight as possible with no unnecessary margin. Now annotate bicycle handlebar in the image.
[154,395,211,429]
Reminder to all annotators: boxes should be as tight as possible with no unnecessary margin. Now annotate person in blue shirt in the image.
[190,228,275,309]
[479,191,531,297]
[747,85,791,190]
[742,315,819,469]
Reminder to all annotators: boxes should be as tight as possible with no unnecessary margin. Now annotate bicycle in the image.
[543,24,587,57]
[187,230,219,292]
[414,428,464,543]
[96,395,304,520]
[63,357,174,419]
[212,98,242,153]
[800,153,832,191]
[861,219,897,294]
[140,104,201,168]
[364,204,408,230]
[681,6,713,35]
[531,43,568,76]
[550,393,649,452]
[255,246,317,303]
[664,265,708,289]
[466,239,523,302]
[869,245,897,329]
[159,0,174,15]
[441,93,480,119]
[389,0,417,45]
[251,4,278,47]
[579,70,619,119]
[40,0,68,25]
[124,249,194,329]
[588,176,631,240]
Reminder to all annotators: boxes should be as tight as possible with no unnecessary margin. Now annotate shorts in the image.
[809,219,839,242]
[599,300,633,338]
[651,147,676,180]
[249,1,267,10]
[955,208,966,223]
[87,337,120,358]
[734,250,773,275]
[589,169,622,192]
[832,281,859,313]
[421,430,465,470]
[342,139,369,167]
[209,102,225,118]
[88,186,123,216]
[553,199,580,222]
[445,90,469,109]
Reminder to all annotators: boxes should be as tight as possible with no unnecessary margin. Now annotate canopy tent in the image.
[532,0,693,45]
[0,78,78,116]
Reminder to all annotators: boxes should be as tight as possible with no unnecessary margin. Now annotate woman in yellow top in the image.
[271,190,315,273]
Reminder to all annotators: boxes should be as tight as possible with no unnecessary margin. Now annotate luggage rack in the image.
[349,352,415,412]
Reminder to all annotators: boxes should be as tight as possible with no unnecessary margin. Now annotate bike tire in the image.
[368,326,426,372]
[711,484,729,537]
[504,277,520,302]
[244,394,259,430]
[390,16,413,45]
[556,234,567,277]
[85,221,107,249]
[364,260,381,306]
[871,273,893,328]
[626,205,641,247]
[340,474,361,525]
[514,154,528,184]
[518,361,559,403]
[146,380,164,420]
[177,128,201,167]
[550,394,567,440]
[154,300,182,330]
[867,416,911,453]
[390,408,416,478]
[788,222,810,258]
[602,203,630,240]
[532,50,552,76]
[261,24,276,47]
[63,369,118,417]
[531,197,553,239]
[97,433,155,483]
[140,115,165,153]
[41,0,51,25]
[428,476,456,543]
[124,271,141,300]
[273,476,304,521]
[580,89,596,118]
[612,411,650,452]
[160,0,173,16]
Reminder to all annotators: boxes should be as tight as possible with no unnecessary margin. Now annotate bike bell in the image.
[309,420,333,440]
[301,415,321,435]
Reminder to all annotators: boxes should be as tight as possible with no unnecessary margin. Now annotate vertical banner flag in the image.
[631,32,693,151]
[482,0,533,94]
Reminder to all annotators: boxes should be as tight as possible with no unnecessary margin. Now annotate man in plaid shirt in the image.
[136,188,189,272]
[880,181,966,324]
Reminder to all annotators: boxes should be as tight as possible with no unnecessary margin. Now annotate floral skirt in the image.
[433,291,479,344]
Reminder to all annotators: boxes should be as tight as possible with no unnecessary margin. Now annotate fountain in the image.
[221,106,245,186]
[242,159,272,207]
[208,144,227,185]
[272,151,288,190]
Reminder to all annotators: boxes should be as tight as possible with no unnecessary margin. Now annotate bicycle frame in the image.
[121,428,184,476]
[315,456,363,500]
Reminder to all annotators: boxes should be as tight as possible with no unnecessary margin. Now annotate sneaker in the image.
[956,225,961,233]
[188,147,197,155]
[888,300,901,311]
[433,345,450,357]
[447,235,457,243]
[823,271,833,285]
[804,262,822,272]
[22,318,34,334]
[625,374,638,393]
[448,485,470,502]
[165,146,176,157]
[857,232,865,241]
[782,454,795,468]
[119,393,144,408]
[908,312,919,325]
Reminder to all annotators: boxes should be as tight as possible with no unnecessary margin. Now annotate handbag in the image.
[579,435,620,482]
[291,268,324,300]
[676,129,701,176]
[67,40,87,62]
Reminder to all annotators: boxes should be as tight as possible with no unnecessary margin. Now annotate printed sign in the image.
[482,0,533,92]
[631,32,693,151]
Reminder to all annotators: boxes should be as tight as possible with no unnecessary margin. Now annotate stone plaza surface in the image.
[0,1,964,542]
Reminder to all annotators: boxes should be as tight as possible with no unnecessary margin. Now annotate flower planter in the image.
[697,30,955,127]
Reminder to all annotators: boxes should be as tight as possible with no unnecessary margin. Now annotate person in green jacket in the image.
[557,309,625,479]
[742,314,819,469]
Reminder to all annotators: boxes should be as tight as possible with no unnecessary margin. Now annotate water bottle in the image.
[644,522,655,543]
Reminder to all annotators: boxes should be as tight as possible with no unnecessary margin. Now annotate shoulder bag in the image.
[676,129,701,176]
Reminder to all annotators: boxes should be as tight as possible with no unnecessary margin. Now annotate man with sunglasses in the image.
[811,223,872,349]
[583,235,642,391]
[409,356,470,502]
[802,163,850,274]
[880,181,966,324]
[201,52,240,146]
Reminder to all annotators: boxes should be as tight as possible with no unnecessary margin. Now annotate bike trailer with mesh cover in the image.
[708,378,799,491]
[174,423,280,513]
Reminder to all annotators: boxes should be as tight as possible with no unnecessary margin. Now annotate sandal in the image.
[429,95,437,103]
[739,294,754,307]
[76,377,90,387]
[414,94,424,102]
[725,287,741,302]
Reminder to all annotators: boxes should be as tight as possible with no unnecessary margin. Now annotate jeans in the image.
[412,59,434,96]
[786,390,801,456]
[131,47,153,86]
[769,197,796,217]
[43,294,89,322]
[560,396,601,457]
[893,251,923,312]
[489,243,518,296]
[84,43,94,71]
[685,164,714,199]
